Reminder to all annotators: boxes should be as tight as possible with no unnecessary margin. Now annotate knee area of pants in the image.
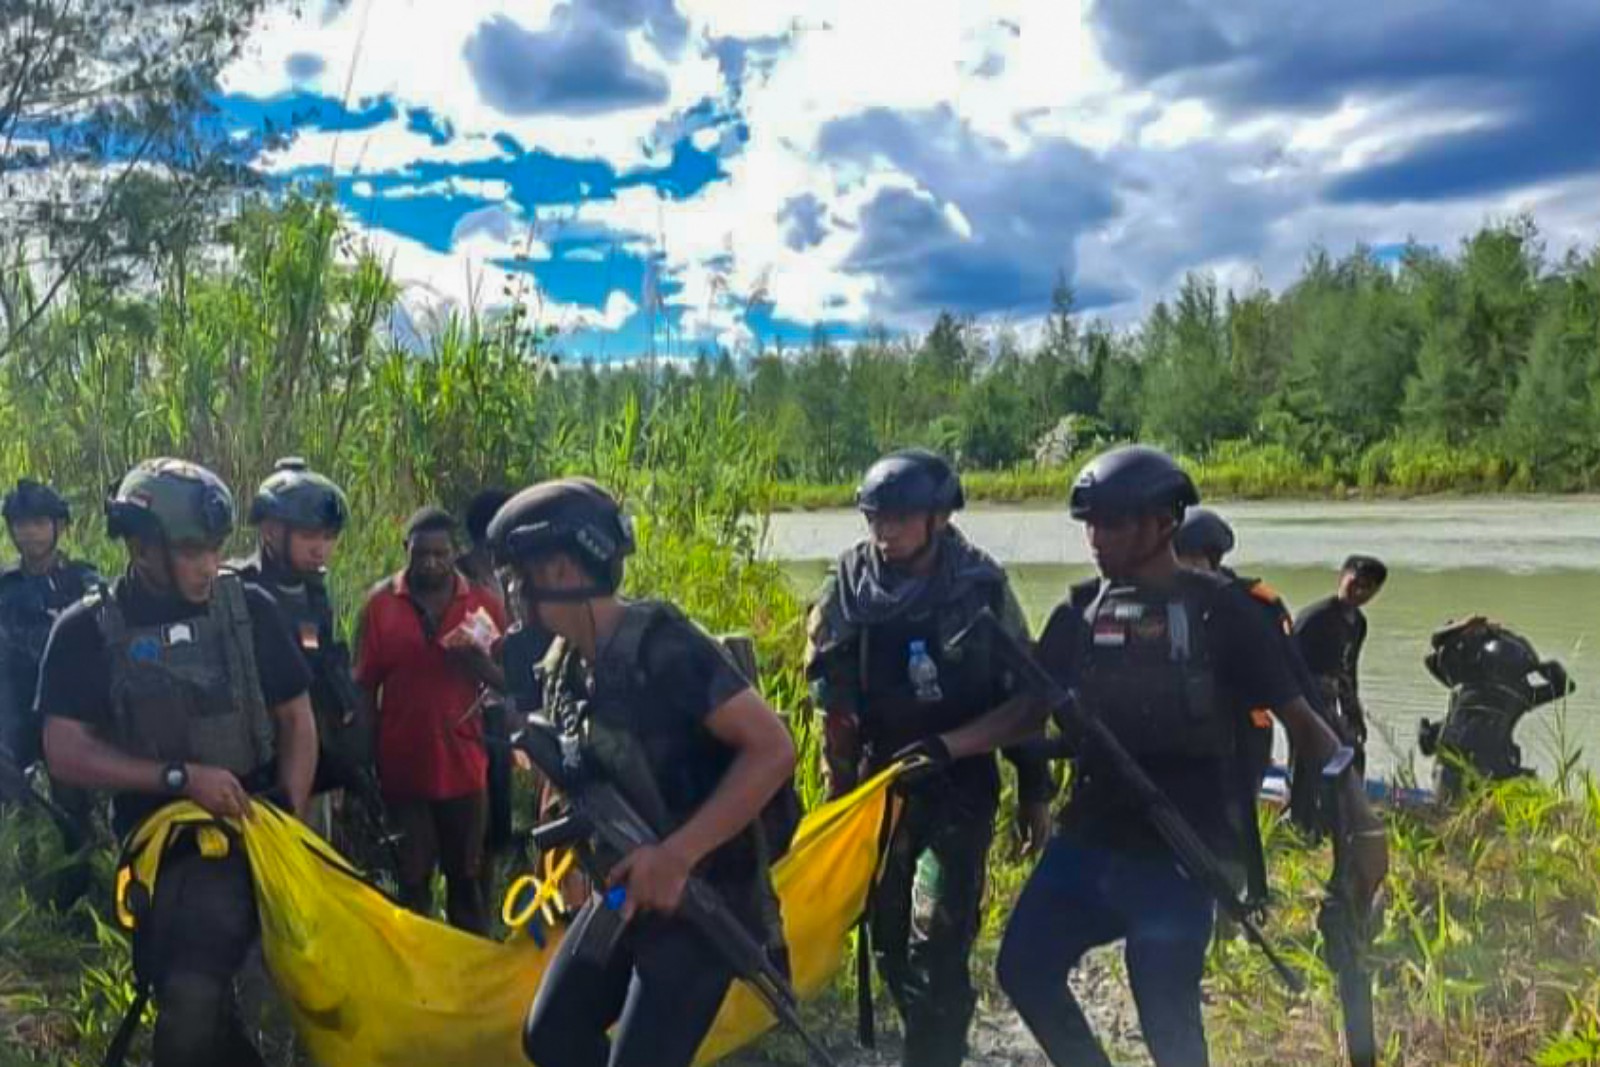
[995,936,1041,1004]
[154,973,232,1055]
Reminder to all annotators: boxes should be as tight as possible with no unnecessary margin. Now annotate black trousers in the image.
[523,898,736,1067]
[142,845,264,1067]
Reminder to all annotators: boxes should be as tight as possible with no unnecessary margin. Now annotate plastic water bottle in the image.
[908,640,944,703]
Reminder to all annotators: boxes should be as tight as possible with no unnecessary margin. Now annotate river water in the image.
[765,498,1600,779]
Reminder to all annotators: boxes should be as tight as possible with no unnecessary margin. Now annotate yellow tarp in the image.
[121,766,903,1067]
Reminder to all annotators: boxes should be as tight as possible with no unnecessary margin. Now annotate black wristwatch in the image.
[161,762,189,795]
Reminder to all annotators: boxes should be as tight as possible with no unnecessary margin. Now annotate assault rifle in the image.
[0,741,82,843]
[950,608,1305,993]
[318,647,403,880]
[1318,745,1378,1067]
[512,715,836,1067]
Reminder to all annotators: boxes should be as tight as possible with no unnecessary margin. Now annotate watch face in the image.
[164,765,186,792]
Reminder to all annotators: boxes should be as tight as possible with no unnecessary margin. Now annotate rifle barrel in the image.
[961,609,1304,994]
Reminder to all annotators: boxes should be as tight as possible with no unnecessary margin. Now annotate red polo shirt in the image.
[355,571,506,801]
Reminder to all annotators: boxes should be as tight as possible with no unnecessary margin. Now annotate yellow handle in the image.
[501,849,577,929]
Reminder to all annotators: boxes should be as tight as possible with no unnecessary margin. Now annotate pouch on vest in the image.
[545,601,801,864]
[1077,581,1230,760]
[96,574,275,778]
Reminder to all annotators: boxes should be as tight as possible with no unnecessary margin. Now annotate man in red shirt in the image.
[355,507,505,933]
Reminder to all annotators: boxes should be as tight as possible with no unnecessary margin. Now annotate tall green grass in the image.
[1,195,1597,1066]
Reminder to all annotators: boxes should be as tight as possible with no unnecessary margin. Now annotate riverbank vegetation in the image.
[733,216,1600,498]
[0,195,1596,1064]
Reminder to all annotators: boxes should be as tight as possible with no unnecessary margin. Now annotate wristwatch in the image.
[161,762,189,795]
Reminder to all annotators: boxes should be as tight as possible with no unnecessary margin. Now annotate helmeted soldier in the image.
[1420,615,1574,799]
[0,478,101,904]
[918,445,1388,1067]
[232,458,373,805]
[1174,505,1327,826]
[496,478,797,1067]
[38,458,315,1067]
[805,448,1054,1067]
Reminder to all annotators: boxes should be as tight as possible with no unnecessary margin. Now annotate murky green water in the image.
[767,499,1600,779]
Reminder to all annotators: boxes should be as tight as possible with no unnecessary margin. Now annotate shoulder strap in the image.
[603,601,682,688]
[212,573,266,724]
[1069,577,1103,619]
[91,583,125,647]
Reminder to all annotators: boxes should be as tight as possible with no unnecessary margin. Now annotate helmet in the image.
[856,449,964,514]
[106,459,235,544]
[465,487,513,548]
[248,457,349,531]
[2,479,70,524]
[488,478,635,575]
[1174,506,1235,561]
[1068,445,1198,522]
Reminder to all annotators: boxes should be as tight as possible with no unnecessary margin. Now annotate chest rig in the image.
[1076,573,1231,760]
[94,573,274,777]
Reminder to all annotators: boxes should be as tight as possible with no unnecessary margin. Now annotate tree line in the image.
[547,217,1600,490]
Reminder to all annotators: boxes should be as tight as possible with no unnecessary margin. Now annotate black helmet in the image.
[856,449,964,514]
[106,459,235,544]
[248,458,349,532]
[1068,445,1198,522]
[1174,506,1235,561]
[488,477,635,578]
[3,479,70,524]
[465,487,513,548]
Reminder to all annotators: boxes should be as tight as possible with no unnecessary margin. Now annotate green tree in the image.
[0,0,272,355]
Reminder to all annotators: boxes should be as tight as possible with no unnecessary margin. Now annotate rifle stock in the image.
[1319,746,1378,1067]
[513,717,836,1067]
[950,608,1305,994]
[0,742,83,844]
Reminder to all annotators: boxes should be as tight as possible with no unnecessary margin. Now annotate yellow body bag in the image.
[119,766,903,1066]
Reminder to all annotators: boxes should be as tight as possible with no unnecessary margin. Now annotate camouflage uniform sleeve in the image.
[803,571,859,716]
[805,570,866,797]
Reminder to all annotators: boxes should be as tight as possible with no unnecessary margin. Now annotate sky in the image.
[215,0,1600,359]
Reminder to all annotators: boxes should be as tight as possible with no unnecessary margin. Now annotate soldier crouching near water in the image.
[39,459,315,1067]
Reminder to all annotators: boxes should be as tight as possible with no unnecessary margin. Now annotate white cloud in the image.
[226,0,722,169]
[221,0,1600,345]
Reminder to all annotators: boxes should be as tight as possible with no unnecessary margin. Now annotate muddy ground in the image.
[728,946,1153,1067]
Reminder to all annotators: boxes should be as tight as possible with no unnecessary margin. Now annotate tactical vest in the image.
[233,557,374,793]
[0,560,98,665]
[94,574,275,777]
[1076,575,1231,760]
[544,600,799,864]
[1071,573,1268,904]
[855,578,1009,760]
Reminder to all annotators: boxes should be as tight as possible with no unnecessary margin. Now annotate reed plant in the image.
[1,195,1597,1065]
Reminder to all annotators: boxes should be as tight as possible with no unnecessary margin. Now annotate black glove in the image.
[890,736,952,787]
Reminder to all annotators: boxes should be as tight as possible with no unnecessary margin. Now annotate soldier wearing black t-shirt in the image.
[1295,554,1388,761]
[39,459,314,1067]
[919,447,1388,1067]
[488,478,796,1067]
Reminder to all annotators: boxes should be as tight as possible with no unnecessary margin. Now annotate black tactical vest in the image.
[232,556,372,792]
[545,600,799,875]
[1071,573,1268,904]
[1076,574,1231,760]
[93,573,275,777]
[0,559,98,673]
[855,578,1010,760]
